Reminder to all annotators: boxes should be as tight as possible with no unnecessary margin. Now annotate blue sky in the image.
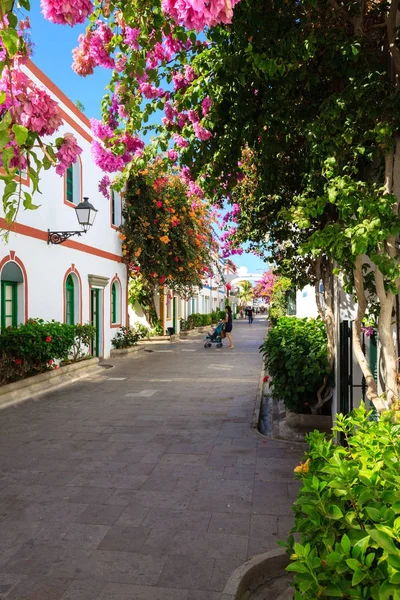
[28,7,267,276]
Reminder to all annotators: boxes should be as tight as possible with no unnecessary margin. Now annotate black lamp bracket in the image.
[47,230,84,245]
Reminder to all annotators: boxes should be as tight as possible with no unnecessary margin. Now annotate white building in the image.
[0,61,127,359]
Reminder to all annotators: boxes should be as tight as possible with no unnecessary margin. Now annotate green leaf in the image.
[23,192,40,211]
[327,505,343,520]
[352,568,366,586]
[286,562,309,574]
[341,534,351,554]
[346,558,360,571]
[369,529,399,555]
[365,506,381,522]
[12,124,29,146]
[324,583,343,597]
[0,28,19,57]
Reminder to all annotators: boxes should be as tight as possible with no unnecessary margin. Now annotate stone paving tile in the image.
[0,318,304,600]
[156,556,214,591]
[1,576,69,600]
[208,512,250,536]
[142,508,211,532]
[60,579,105,600]
[76,504,126,526]
[73,550,167,585]
[98,525,149,553]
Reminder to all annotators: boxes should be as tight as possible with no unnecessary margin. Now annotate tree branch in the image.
[386,0,400,76]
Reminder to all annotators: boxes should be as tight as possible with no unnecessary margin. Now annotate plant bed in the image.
[0,357,101,410]
[221,549,292,600]
[110,346,145,357]
[285,411,332,433]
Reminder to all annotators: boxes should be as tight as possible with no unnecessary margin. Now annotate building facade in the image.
[0,62,128,359]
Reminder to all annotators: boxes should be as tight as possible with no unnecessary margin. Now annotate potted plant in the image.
[260,316,332,432]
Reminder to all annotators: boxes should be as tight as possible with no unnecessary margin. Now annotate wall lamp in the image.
[48,197,98,245]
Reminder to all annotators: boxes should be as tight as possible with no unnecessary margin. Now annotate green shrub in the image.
[111,326,140,349]
[151,320,164,336]
[260,316,329,413]
[0,319,94,385]
[133,322,151,339]
[284,405,400,599]
[180,318,190,331]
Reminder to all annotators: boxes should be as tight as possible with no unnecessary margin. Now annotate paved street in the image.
[0,317,303,600]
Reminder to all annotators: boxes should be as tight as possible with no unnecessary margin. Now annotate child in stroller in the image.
[204,321,224,348]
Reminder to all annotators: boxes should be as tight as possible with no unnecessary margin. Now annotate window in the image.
[111,279,121,325]
[0,260,25,329]
[65,275,75,325]
[111,191,122,227]
[64,159,82,206]
[66,166,73,203]
[166,295,172,319]
[1,281,17,328]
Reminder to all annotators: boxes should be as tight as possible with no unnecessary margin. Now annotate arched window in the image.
[111,278,121,326]
[65,275,75,325]
[0,261,24,329]
[64,269,81,324]
[64,158,82,206]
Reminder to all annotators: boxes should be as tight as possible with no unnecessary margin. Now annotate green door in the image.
[173,297,177,332]
[1,281,17,328]
[91,288,100,356]
[65,275,75,325]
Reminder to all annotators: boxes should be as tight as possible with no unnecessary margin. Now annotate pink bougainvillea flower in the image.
[98,175,111,198]
[193,122,212,141]
[161,0,241,31]
[90,118,114,141]
[124,26,140,50]
[202,96,212,116]
[173,134,189,148]
[55,133,83,177]
[91,140,125,173]
[41,0,93,26]
[167,149,179,162]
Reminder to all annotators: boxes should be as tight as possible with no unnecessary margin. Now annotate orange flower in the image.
[294,459,310,474]
[119,233,126,240]
[178,266,184,272]
[160,235,170,244]
[135,248,142,257]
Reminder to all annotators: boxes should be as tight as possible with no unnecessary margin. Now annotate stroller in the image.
[204,321,224,348]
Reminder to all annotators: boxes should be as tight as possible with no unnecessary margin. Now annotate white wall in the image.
[296,285,319,318]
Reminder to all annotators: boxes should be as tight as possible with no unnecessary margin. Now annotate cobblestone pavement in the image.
[0,317,304,600]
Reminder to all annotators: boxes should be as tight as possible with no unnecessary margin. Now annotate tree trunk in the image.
[353,255,387,412]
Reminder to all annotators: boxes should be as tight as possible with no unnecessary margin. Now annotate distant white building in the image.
[0,61,127,359]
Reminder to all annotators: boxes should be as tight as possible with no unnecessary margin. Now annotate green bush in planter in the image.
[111,326,140,349]
[283,405,400,599]
[0,319,94,385]
[260,316,329,413]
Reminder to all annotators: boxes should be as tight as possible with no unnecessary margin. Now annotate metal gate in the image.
[339,320,377,415]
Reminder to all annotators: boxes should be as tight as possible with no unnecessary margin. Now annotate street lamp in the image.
[48,197,98,244]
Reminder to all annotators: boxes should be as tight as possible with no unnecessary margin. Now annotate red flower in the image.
[45,336,52,342]
[48,359,53,365]
[263,375,269,383]
[159,275,166,284]
[156,201,163,208]
[174,257,179,262]
[54,364,59,370]
[304,402,309,407]
[15,358,21,365]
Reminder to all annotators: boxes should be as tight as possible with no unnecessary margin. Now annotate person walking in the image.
[248,306,254,324]
[224,305,234,349]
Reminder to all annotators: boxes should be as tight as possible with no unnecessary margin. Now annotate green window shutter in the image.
[66,166,74,204]
[65,275,75,325]
[1,281,18,329]
[111,191,116,225]
[112,283,117,323]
